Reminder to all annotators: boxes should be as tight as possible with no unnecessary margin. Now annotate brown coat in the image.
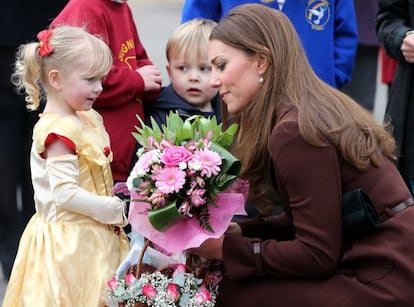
[218,108,414,306]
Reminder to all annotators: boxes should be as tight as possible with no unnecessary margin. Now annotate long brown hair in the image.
[211,4,396,215]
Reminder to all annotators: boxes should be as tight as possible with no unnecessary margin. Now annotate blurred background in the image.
[129,0,184,85]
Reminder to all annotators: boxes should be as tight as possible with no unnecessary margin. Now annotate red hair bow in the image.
[37,30,54,57]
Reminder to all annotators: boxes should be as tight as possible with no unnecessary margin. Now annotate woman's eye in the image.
[216,62,226,71]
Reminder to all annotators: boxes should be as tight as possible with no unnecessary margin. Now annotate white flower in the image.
[126,174,134,190]
[188,159,202,171]
[178,161,188,170]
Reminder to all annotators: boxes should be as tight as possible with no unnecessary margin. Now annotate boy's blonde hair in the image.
[166,18,217,63]
[12,25,113,110]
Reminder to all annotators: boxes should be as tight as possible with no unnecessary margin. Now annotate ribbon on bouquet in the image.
[128,192,246,253]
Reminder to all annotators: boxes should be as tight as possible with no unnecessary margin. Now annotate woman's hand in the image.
[187,236,224,260]
[188,222,242,260]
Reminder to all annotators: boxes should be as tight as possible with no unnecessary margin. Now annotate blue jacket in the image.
[181,0,358,89]
[144,84,222,128]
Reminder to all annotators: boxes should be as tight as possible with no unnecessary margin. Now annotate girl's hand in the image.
[187,236,224,260]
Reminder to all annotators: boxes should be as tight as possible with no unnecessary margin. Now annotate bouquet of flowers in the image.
[106,113,248,306]
[127,112,246,253]
[106,238,221,307]
[107,269,215,307]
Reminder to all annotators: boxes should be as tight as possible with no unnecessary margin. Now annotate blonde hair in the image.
[12,25,113,110]
[166,18,217,63]
[212,4,396,215]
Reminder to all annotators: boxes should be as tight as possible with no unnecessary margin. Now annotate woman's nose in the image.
[210,73,221,88]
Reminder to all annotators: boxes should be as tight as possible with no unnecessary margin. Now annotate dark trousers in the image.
[342,44,379,111]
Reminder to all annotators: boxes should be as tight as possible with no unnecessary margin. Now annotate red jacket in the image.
[51,0,159,181]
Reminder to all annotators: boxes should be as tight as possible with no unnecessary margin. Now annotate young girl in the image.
[2,25,130,306]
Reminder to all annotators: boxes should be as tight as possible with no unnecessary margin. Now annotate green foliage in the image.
[133,112,239,150]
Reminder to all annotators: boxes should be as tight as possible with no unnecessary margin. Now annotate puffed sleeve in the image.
[46,154,127,226]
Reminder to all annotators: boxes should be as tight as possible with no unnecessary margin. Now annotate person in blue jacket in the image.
[181,0,358,89]
[145,18,221,128]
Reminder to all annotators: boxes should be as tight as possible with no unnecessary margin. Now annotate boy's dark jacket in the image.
[144,84,221,127]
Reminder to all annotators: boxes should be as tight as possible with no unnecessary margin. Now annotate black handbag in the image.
[342,188,382,241]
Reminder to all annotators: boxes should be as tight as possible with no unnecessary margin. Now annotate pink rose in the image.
[142,284,157,299]
[193,286,212,303]
[161,146,193,167]
[107,277,117,291]
[125,273,136,285]
[166,283,180,302]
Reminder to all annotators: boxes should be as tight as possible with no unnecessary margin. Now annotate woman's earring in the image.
[259,72,264,84]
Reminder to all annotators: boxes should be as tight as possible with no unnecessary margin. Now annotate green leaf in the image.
[177,118,193,143]
[148,200,183,231]
[150,116,162,139]
[164,112,184,134]
[132,115,162,147]
[217,123,238,148]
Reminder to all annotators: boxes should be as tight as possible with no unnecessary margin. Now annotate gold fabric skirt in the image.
[3,214,129,307]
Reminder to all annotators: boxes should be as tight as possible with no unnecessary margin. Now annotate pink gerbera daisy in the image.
[192,148,222,178]
[154,167,186,194]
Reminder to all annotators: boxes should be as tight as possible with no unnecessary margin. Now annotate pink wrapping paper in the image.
[128,193,246,253]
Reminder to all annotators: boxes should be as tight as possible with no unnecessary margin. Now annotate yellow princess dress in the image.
[2,110,130,307]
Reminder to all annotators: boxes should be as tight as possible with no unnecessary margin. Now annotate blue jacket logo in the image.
[306,0,330,30]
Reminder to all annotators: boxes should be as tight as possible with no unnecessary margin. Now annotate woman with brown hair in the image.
[189,4,414,306]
